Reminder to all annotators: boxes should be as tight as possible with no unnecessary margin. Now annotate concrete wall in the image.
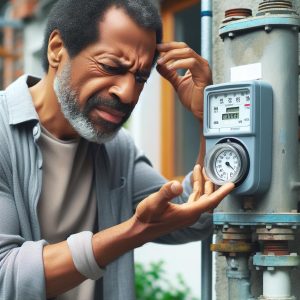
[212,1,300,299]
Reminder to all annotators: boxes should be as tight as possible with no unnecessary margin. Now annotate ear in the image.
[47,30,65,68]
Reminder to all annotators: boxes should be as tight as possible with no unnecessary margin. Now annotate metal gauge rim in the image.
[204,142,249,186]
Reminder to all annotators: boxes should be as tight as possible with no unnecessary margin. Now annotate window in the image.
[161,0,201,179]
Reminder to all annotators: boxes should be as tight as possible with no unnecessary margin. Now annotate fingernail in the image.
[157,58,163,64]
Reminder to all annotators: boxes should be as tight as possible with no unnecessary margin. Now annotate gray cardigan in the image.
[0,75,212,300]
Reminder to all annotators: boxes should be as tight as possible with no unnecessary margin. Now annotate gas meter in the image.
[203,81,273,195]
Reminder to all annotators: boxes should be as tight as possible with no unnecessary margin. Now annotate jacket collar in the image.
[5,74,40,125]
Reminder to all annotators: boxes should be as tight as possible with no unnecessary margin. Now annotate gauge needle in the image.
[225,161,235,171]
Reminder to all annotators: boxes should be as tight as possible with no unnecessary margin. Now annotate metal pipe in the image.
[200,1,213,300]
[263,268,291,298]
[226,256,253,300]
[201,0,212,66]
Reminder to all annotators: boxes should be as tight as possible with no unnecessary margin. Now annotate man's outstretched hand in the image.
[134,165,234,240]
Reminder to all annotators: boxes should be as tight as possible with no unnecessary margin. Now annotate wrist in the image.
[92,217,150,267]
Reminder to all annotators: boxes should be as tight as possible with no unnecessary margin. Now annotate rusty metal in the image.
[263,241,289,255]
[225,8,252,18]
[222,226,252,240]
[223,8,252,24]
[211,241,256,253]
[243,197,255,211]
[256,227,295,241]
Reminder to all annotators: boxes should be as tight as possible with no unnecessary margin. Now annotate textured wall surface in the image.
[212,1,300,299]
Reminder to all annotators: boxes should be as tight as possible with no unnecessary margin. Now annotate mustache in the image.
[83,94,133,115]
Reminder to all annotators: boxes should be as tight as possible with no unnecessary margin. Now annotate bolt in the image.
[267,252,275,256]
[290,253,297,257]
[240,225,245,229]
[267,267,275,271]
[266,225,272,230]
[265,25,272,33]
[292,226,297,230]
[256,267,260,271]
[228,32,235,38]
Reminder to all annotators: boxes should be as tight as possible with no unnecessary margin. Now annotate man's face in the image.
[54,7,156,143]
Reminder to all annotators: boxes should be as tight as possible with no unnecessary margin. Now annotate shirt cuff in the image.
[67,231,104,280]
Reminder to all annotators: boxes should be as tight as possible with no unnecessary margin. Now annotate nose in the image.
[108,73,141,105]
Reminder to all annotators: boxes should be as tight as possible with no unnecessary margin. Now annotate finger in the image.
[157,48,199,65]
[202,168,210,181]
[206,182,235,207]
[188,165,204,204]
[157,41,189,52]
[192,164,203,195]
[156,64,181,87]
[204,180,214,195]
[165,57,205,75]
[149,181,183,206]
[189,182,235,212]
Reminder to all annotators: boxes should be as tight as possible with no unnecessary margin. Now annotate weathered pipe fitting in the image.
[258,295,296,300]
[223,8,252,24]
[253,253,300,267]
[257,0,298,16]
[226,256,254,299]
[222,226,253,241]
[211,241,255,254]
[256,227,295,241]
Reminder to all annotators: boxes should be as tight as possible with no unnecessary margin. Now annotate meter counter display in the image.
[208,89,251,131]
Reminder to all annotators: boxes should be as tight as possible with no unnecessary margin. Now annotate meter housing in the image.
[204,81,273,195]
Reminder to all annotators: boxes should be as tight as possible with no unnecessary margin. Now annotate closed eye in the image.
[100,63,149,84]
[135,74,148,84]
[99,63,126,75]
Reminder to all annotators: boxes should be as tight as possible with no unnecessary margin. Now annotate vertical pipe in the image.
[201,0,212,65]
[201,1,213,300]
[226,256,253,300]
[263,269,292,298]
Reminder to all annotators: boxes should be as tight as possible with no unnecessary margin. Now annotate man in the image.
[0,0,234,299]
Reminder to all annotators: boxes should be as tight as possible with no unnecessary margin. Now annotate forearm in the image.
[43,217,148,298]
[42,174,232,299]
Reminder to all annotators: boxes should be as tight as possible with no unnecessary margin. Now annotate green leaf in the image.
[135,261,199,300]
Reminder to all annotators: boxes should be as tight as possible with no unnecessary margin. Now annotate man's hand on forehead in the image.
[156,41,212,120]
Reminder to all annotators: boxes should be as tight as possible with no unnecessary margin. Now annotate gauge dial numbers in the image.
[204,142,249,186]
[214,149,239,181]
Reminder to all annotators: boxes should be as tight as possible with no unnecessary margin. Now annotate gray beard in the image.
[53,63,118,144]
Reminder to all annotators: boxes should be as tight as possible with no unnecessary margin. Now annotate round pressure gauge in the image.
[204,141,249,186]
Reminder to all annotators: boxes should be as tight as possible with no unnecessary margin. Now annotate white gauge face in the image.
[205,142,249,186]
[214,149,240,181]
[209,89,251,131]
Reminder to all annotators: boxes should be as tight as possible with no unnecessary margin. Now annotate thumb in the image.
[153,181,183,205]
[148,180,183,209]
[135,181,184,224]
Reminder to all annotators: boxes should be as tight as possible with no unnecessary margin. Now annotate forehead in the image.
[88,7,156,68]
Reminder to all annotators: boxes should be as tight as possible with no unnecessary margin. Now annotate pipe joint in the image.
[253,253,300,267]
